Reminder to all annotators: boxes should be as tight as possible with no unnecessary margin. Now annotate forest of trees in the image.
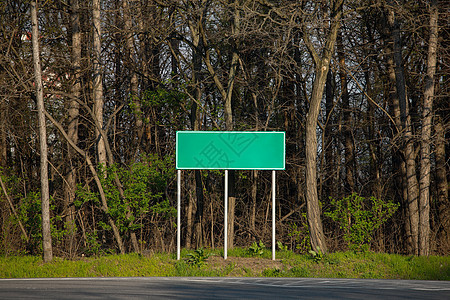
[0,0,448,261]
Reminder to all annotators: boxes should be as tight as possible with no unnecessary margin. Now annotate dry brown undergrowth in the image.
[206,256,284,276]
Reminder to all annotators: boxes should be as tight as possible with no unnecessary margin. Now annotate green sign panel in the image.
[176,131,285,170]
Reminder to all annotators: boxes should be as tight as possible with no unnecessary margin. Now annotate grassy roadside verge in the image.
[1,249,448,280]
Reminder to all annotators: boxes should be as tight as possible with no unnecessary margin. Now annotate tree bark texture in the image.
[93,0,107,166]
[303,0,344,254]
[435,115,449,250]
[64,0,81,257]
[419,0,438,256]
[324,69,335,198]
[123,0,143,147]
[0,100,5,168]
[386,43,413,252]
[387,3,419,255]
[337,32,356,193]
[31,0,52,263]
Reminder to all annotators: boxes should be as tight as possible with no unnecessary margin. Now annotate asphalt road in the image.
[0,277,449,299]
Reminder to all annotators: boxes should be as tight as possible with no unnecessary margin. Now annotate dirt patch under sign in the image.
[206,256,284,276]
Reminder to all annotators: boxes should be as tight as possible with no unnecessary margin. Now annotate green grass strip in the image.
[1,250,448,280]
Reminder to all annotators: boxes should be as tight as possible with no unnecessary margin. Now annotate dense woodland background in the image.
[0,0,448,261]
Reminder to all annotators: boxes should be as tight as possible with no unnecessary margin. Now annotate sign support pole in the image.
[177,169,181,260]
[224,170,228,260]
[272,170,276,261]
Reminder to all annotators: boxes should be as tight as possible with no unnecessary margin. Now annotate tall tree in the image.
[123,0,142,149]
[337,31,355,193]
[122,0,141,253]
[324,69,335,199]
[191,19,205,249]
[435,114,449,251]
[386,1,420,255]
[418,0,439,256]
[302,0,344,253]
[0,99,5,168]
[224,1,240,250]
[31,0,52,263]
[93,0,107,166]
[64,0,82,257]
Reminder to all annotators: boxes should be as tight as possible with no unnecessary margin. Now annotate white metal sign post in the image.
[272,170,276,261]
[224,170,228,260]
[177,169,181,260]
[176,131,285,261]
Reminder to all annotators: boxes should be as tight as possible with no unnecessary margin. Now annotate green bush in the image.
[277,241,288,251]
[309,247,324,263]
[325,193,399,252]
[16,192,69,255]
[248,241,265,256]
[185,248,209,267]
[287,214,311,253]
[75,154,175,250]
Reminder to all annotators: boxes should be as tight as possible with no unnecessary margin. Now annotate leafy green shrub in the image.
[277,241,288,251]
[0,172,72,255]
[75,154,175,240]
[309,247,324,263]
[17,192,42,253]
[185,248,209,267]
[287,214,311,253]
[136,88,187,129]
[17,192,68,254]
[248,241,265,256]
[325,193,399,252]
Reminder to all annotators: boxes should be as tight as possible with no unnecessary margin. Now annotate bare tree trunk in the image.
[324,70,335,198]
[387,4,419,255]
[64,0,81,257]
[193,170,204,248]
[31,0,52,263]
[123,0,143,147]
[227,183,236,249]
[93,0,106,167]
[250,92,260,236]
[191,24,204,249]
[337,32,355,193]
[419,0,438,256]
[191,114,204,249]
[186,173,194,249]
[92,0,128,254]
[251,170,258,233]
[224,3,240,250]
[138,0,151,152]
[0,100,5,168]
[435,115,449,251]
[302,0,344,254]
[387,45,412,253]
[183,14,205,249]
[122,0,140,253]
[365,65,382,200]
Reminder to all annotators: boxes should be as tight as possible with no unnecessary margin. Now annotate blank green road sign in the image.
[176,131,285,170]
